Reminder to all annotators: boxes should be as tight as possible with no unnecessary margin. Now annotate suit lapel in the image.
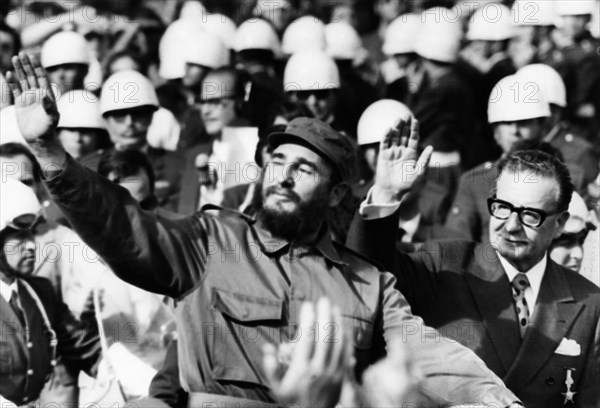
[504,261,582,391]
[464,245,521,375]
[0,295,29,355]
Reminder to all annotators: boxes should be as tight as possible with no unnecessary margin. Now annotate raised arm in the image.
[6,53,207,297]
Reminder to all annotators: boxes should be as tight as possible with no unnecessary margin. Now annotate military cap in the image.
[268,117,356,181]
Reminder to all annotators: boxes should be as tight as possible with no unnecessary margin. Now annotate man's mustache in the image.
[265,187,300,203]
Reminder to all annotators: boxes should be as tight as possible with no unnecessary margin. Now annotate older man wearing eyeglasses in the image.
[349,148,600,408]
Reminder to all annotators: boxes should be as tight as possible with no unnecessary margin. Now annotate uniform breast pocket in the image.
[210,288,284,386]
[0,341,14,376]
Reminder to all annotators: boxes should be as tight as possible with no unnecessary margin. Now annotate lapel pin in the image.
[562,367,576,404]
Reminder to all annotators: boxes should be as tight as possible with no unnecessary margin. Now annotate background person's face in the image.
[288,90,337,123]
[183,63,209,89]
[105,107,155,150]
[559,15,591,39]
[550,240,584,272]
[2,230,36,276]
[57,128,99,159]
[493,118,543,153]
[47,64,88,93]
[200,72,238,136]
[489,171,567,271]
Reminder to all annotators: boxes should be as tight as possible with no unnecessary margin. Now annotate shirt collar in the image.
[399,213,421,243]
[0,279,19,302]
[252,217,348,267]
[498,252,547,299]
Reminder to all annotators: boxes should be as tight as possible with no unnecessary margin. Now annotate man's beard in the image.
[251,179,330,241]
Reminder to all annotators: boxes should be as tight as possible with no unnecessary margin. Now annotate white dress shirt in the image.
[498,253,547,316]
[0,279,18,302]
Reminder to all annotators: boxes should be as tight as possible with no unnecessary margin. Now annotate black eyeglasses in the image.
[289,89,333,101]
[487,196,560,228]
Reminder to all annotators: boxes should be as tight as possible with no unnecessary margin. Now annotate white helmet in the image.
[281,16,326,55]
[0,106,27,146]
[467,4,516,41]
[555,0,596,16]
[564,192,594,233]
[357,100,414,145]
[159,19,203,79]
[488,75,551,123]
[41,31,90,68]
[325,22,364,60]
[202,13,237,49]
[592,1,600,38]
[511,0,556,26]
[283,50,340,92]
[383,13,422,55]
[186,31,230,69]
[517,64,566,108]
[0,179,41,233]
[57,90,105,130]
[100,70,159,115]
[234,19,281,54]
[179,0,207,20]
[414,8,463,63]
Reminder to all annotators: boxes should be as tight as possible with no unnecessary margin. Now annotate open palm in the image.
[374,118,433,201]
[6,53,60,143]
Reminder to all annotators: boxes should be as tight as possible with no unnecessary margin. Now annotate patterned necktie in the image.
[9,286,27,327]
[512,273,531,338]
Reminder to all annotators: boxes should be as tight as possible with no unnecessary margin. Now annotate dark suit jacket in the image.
[348,211,600,408]
[0,276,101,405]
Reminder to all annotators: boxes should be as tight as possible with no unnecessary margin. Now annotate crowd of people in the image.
[1,0,599,407]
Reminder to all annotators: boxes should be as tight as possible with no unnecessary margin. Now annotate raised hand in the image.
[6,52,66,168]
[263,299,352,408]
[372,117,433,204]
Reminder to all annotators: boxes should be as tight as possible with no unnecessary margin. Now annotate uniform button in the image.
[23,397,29,402]
[27,369,34,375]
[545,377,555,386]
[27,342,33,348]
[242,309,249,318]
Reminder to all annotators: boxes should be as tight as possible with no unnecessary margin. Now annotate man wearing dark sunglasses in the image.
[349,148,600,408]
[0,179,101,407]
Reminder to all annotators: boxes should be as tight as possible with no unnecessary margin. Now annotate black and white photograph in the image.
[1,1,599,407]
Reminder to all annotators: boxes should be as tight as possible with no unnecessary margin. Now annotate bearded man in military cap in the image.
[6,53,521,408]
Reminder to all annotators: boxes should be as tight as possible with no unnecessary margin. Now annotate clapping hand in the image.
[263,299,352,408]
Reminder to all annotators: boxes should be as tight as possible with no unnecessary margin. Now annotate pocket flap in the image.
[212,289,283,322]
